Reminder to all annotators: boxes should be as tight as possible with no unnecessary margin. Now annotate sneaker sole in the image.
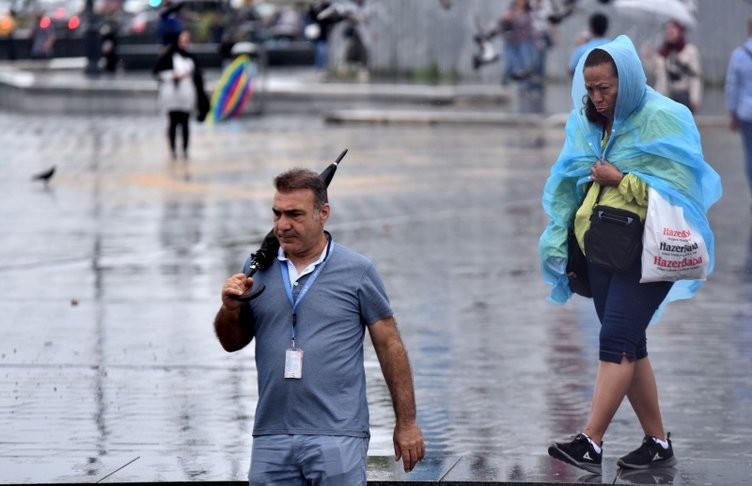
[548,444,602,474]
[617,456,677,470]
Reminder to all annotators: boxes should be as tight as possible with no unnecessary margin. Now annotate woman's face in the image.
[178,31,191,50]
[664,22,682,43]
[584,62,618,122]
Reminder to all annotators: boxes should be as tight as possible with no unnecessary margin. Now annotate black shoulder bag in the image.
[567,226,591,298]
[566,184,592,298]
[584,185,644,273]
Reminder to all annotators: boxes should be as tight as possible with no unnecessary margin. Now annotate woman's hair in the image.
[581,48,618,125]
[274,168,328,211]
[166,29,192,55]
[510,0,531,12]
[658,19,686,57]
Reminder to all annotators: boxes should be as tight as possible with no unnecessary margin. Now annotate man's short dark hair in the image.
[590,12,609,37]
[274,168,328,210]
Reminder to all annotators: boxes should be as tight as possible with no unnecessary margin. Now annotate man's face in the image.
[273,189,329,258]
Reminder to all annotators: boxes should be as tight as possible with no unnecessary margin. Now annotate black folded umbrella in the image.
[233,148,347,301]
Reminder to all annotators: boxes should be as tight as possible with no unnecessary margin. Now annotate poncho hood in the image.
[571,34,647,136]
[539,35,722,316]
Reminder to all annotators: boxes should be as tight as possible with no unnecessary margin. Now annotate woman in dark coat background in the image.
[153,30,209,160]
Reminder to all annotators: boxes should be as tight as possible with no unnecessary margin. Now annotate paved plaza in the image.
[0,69,751,485]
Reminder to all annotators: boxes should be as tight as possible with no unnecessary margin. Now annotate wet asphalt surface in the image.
[1,83,751,484]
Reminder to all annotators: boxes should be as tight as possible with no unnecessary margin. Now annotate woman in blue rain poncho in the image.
[540,36,721,474]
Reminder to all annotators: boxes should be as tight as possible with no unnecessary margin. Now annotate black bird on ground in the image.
[32,166,56,184]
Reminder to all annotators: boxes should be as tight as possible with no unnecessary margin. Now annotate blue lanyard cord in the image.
[279,240,332,342]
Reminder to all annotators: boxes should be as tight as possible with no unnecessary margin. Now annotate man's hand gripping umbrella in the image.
[230,148,348,302]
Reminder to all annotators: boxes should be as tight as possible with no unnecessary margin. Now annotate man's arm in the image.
[214,273,255,352]
[368,317,425,472]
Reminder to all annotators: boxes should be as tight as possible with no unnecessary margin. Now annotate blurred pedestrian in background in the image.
[269,4,303,41]
[157,0,185,49]
[653,19,702,113]
[29,11,55,59]
[528,0,558,90]
[208,11,225,44]
[305,0,345,80]
[540,35,721,475]
[0,7,17,60]
[726,15,752,201]
[153,30,209,160]
[341,0,376,82]
[495,0,538,86]
[568,12,609,77]
[99,18,119,74]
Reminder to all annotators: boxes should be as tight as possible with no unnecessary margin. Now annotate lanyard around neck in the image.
[278,238,332,343]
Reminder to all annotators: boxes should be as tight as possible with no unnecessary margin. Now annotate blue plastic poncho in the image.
[539,35,722,313]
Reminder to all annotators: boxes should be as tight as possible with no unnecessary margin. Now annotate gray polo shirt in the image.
[243,239,393,438]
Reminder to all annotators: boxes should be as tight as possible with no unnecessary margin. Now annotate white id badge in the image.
[284,348,303,379]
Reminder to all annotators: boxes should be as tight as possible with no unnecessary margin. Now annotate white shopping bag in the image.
[640,187,708,283]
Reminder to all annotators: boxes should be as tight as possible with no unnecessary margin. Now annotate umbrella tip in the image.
[335,148,348,165]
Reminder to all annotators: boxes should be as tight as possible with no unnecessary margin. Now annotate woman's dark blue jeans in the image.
[588,260,673,363]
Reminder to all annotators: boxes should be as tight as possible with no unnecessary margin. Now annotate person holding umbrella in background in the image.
[214,167,425,484]
[653,19,702,113]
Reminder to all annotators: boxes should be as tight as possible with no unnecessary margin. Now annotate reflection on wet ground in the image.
[1,112,751,483]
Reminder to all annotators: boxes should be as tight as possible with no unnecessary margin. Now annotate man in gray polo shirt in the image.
[214,168,425,485]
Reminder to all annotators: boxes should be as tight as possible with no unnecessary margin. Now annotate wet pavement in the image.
[1,69,751,485]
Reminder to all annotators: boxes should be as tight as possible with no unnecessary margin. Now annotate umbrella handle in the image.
[232,283,266,302]
[229,255,268,302]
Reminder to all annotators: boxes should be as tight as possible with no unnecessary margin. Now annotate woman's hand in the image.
[591,159,624,187]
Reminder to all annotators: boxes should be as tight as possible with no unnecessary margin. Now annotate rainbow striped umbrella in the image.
[209,54,254,123]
